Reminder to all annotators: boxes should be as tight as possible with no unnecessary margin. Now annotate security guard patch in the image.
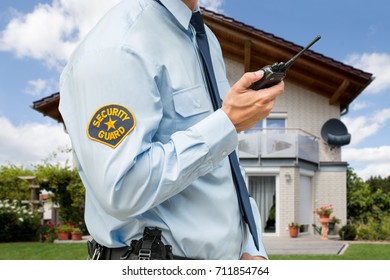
[87,104,136,148]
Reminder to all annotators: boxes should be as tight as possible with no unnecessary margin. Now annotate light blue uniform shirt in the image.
[59,0,267,259]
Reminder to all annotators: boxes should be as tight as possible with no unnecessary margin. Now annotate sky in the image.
[0,0,389,180]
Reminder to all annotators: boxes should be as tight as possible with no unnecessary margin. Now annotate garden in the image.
[0,162,88,244]
[0,162,389,259]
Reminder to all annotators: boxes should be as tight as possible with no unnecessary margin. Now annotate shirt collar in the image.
[158,0,199,30]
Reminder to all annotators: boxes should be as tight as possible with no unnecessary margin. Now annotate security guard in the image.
[59,0,284,260]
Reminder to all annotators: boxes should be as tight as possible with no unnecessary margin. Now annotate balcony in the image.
[238,129,319,164]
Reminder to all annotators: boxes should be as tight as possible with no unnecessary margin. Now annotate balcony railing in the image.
[238,129,319,163]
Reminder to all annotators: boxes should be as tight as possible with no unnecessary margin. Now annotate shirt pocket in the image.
[172,85,210,118]
[171,85,212,132]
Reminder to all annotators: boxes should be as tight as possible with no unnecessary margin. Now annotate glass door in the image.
[248,176,276,233]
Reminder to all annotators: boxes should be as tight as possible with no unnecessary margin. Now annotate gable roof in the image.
[32,7,373,122]
[202,8,373,110]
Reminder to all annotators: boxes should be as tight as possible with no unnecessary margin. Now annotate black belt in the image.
[94,244,192,260]
[88,227,194,260]
[88,240,193,260]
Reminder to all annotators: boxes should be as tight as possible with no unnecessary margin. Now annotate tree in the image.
[0,161,86,231]
[366,175,390,192]
[347,167,390,222]
[0,165,34,201]
[34,162,85,228]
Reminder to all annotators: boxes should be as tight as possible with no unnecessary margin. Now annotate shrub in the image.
[55,224,73,233]
[355,215,390,241]
[339,223,357,240]
[0,199,40,242]
[0,211,18,242]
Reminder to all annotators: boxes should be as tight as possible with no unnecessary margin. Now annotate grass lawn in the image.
[0,242,89,260]
[0,242,389,260]
[271,243,390,260]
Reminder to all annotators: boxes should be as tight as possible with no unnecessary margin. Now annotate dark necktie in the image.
[190,11,260,250]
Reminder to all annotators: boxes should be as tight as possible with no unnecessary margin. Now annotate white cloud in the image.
[24,78,58,97]
[344,52,390,94]
[0,116,72,167]
[0,0,121,69]
[25,79,47,97]
[0,0,225,70]
[343,108,390,180]
[343,146,390,180]
[342,108,390,146]
[350,100,371,111]
[200,0,225,12]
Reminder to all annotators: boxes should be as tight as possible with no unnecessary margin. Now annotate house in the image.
[32,8,373,237]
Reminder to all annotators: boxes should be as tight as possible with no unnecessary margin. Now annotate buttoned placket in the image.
[189,11,260,251]
[189,20,246,256]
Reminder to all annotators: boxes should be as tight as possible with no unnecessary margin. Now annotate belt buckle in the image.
[92,245,103,260]
[138,249,152,260]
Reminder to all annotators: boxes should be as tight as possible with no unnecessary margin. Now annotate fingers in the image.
[233,70,264,91]
[240,253,267,260]
[254,81,284,106]
[232,70,284,100]
[222,71,285,133]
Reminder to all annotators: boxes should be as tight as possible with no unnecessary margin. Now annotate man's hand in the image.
[240,253,267,260]
[222,70,284,132]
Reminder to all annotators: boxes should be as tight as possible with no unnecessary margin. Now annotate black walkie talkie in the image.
[249,35,321,90]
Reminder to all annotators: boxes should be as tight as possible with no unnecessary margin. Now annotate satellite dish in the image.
[321,118,351,147]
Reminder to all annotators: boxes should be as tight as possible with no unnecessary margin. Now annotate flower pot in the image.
[289,226,299,238]
[71,232,83,241]
[319,214,330,219]
[57,231,70,240]
[328,222,336,235]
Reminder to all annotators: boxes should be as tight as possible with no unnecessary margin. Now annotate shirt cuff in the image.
[242,234,268,259]
[191,109,237,166]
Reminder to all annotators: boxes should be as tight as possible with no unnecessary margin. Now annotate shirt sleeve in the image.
[59,45,238,221]
[241,198,269,259]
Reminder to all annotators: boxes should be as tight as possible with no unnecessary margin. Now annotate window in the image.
[245,120,263,134]
[266,118,285,133]
[245,114,286,134]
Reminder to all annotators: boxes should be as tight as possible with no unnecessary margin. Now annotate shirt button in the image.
[222,151,227,157]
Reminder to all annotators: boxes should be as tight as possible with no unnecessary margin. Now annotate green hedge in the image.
[0,200,40,242]
[355,215,390,240]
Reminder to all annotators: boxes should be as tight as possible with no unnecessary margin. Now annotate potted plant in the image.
[55,224,72,240]
[288,222,299,238]
[37,222,57,243]
[314,203,333,218]
[328,216,341,235]
[71,227,83,240]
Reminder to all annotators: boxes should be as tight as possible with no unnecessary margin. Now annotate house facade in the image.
[226,58,352,237]
[32,8,373,238]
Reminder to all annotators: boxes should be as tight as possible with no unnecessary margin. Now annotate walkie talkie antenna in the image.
[282,35,321,71]
[249,35,322,90]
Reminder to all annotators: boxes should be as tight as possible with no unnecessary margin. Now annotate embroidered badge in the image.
[87,104,136,148]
